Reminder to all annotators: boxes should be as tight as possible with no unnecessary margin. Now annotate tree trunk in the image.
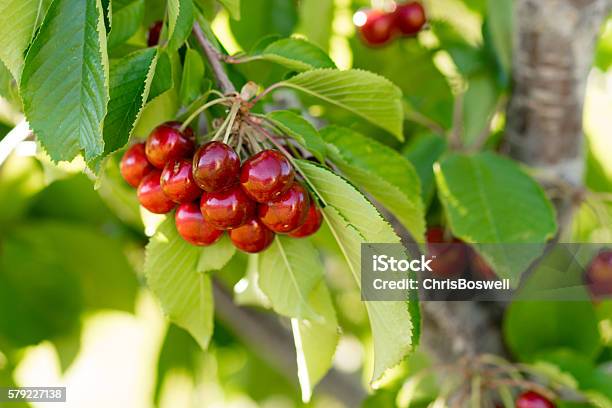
[422,0,612,363]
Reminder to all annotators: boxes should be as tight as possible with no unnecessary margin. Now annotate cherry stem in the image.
[250,82,283,106]
[180,97,232,132]
[222,102,240,144]
[192,22,236,94]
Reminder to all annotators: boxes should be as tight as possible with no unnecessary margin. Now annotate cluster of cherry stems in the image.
[120,121,322,253]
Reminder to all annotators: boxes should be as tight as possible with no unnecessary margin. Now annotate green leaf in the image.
[102,48,157,156]
[234,254,271,307]
[259,236,324,320]
[462,71,500,146]
[229,0,297,51]
[21,0,109,161]
[218,0,240,20]
[485,0,512,78]
[504,299,601,362]
[0,155,45,227]
[321,126,425,242]
[253,38,335,71]
[402,132,447,206]
[179,48,205,106]
[351,39,453,129]
[295,0,333,51]
[0,226,83,347]
[145,217,214,349]
[0,0,48,80]
[167,0,194,51]
[266,110,326,162]
[14,221,139,313]
[107,0,144,48]
[197,234,236,273]
[296,160,416,383]
[434,152,558,285]
[281,69,404,141]
[291,282,338,402]
[148,50,174,102]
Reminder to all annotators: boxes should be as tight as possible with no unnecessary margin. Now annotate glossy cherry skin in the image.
[137,170,175,214]
[394,2,426,36]
[120,143,153,188]
[193,141,241,192]
[145,122,195,169]
[240,150,294,203]
[426,226,469,277]
[516,391,555,408]
[259,183,310,233]
[229,218,275,253]
[585,250,612,298]
[147,20,163,47]
[165,121,194,140]
[200,185,256,230]
[175,202,223,246]
[289,203,323,238]
[160,159,202,204]
[356,9,396,46]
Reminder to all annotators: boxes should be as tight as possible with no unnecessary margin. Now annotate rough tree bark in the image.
[421,0,612,364]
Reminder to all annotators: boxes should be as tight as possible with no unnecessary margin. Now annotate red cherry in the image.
[147,20,163,47]
[229,219,275,253]
[470,250,497,280]
[175,202,223,246]
[394,2,426,36]
[145,122,195,169]
[585,250,612,298]
[120,143,153,188]
[426,226,468,277]
[240,150,295,203]
[259,183,310,233]
[160,159,202,204]
[200,185,256,230]
[355,9,396,46]
[289,203,323,238]
[137,170,175,214]
[516,391,555,408]
[193,141,241,192]
[165,121,195,140]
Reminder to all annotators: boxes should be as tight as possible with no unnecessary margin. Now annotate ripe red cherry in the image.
[470,250,497,280]
[585,250,612,298]
[147,20,163,46]
[145,122,195,169]
[229,219,275,253]
[160,159,202,204]
[164,121,194,140]
[240,150,295,203]
[355,9,396,46]
[516,391,555,408]
[193,141,241,192]
[259,183,310,233]
[289,203,323,238]
[175,202,223,246]
[426,226,469,277]
[120,143,153,188]
[200,185,256,230]
[137,170,175,214]
[394,2,426,36]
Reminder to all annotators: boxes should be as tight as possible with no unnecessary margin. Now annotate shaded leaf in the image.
[266,110,326,162]
[21,0,109,161]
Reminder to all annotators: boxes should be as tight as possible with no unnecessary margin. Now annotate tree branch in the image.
[192,22,236,94]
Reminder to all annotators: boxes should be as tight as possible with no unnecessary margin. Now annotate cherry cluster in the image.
[354,1,426,46]
[120,121,323,253]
